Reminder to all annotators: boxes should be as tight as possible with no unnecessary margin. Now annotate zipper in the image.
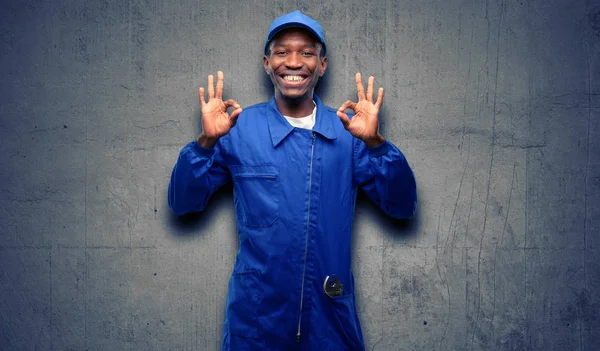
[297,132,316,343]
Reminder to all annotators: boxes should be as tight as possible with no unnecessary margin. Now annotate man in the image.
[168,10,417,351]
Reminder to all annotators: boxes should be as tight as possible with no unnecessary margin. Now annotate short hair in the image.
[265,39,325,59]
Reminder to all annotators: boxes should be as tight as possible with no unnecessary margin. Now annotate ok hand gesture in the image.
[197,71,242,148]
[336,73,385,148]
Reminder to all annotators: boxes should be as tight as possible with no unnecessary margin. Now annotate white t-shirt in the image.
[283,103,317,130]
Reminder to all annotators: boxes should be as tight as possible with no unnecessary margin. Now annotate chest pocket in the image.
[230,165,280,228]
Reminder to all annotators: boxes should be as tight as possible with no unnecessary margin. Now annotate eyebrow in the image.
[272,43,317,49]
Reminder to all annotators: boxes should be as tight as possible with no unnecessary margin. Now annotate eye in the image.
[275,51,287,56]
[301,51,315,57]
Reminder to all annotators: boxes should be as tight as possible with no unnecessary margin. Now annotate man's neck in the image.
[274,94,315,118]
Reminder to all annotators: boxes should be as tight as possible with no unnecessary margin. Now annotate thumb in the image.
[229,107,243,126]
[336,110,351,129]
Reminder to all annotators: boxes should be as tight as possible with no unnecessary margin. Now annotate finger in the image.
[207,74,215,99]
[223,99,240,110]
[198,87,206,106]
[367,76,375,102]
[338,100,357,113]
[355,73,366,101]
[216,71,224,100]
[375,87,384,110]
[336,110,351,129]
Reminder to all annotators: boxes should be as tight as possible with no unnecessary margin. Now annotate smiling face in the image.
[263,28,327,109]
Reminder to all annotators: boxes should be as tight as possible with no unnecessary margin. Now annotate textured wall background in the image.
[1,0,599,350]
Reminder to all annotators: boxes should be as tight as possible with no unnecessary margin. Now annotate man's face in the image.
[263,28,327,103]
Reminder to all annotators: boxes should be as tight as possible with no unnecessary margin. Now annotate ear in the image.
[319,56,328,77]
[263,55,270,74]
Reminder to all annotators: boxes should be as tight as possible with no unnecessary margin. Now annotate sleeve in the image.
[168,139,231,215]
[353,139,417,219]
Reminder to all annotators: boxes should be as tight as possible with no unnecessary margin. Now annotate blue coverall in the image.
[168,95,417,350]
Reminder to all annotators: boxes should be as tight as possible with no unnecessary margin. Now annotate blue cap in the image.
[265,10,326,56]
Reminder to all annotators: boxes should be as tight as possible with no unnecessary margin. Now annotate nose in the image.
[284,52,303,69]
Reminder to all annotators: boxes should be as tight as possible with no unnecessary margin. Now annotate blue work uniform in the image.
[168,95,417,350]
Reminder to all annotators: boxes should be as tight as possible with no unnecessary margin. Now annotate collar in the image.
[267,94,338,147]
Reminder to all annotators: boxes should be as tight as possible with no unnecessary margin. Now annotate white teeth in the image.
[283,76,305,82]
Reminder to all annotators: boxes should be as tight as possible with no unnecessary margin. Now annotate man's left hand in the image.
[336,73,385,148]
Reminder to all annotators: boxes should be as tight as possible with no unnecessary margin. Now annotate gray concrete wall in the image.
[1,0,598,349]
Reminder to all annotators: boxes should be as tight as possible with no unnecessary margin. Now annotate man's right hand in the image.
[197,71,242,148]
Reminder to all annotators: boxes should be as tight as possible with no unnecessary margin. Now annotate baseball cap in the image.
[264,10,326,56]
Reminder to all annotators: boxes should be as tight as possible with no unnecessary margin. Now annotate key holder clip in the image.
[323,275,344,298]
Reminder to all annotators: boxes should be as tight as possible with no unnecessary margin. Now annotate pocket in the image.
[331,294,364,350]
[230,165,280,228]
[227,269,261,338]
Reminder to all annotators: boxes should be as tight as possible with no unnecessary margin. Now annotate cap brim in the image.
[265,23,325,54]
[267,23,320,42]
